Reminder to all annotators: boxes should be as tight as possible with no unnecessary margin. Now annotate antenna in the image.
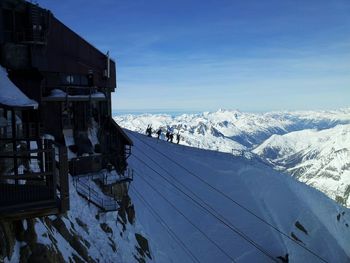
[106,51,110,78]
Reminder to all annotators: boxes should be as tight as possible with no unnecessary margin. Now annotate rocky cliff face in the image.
[0,178,151,263]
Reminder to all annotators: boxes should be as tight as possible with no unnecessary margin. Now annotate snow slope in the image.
[253,124,350,207]
[3,128,350,263]
[127,130,350,263]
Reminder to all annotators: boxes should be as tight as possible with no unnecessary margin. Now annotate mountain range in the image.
[115,108,350,208]
[3,109,350,263]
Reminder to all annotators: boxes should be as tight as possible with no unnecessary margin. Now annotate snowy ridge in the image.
[115,108,350,208]
[127,130,350,263]
[114,108,350,150]
[253,124,350,207]
[3,128,350,262]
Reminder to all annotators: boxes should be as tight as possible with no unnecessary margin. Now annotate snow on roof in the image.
[50,88,67,97]
[48,88,106,99]
[0,66,38,109]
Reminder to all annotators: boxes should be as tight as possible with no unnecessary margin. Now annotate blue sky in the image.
[36,0,350,112]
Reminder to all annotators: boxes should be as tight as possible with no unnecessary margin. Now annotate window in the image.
[60,74,89,86]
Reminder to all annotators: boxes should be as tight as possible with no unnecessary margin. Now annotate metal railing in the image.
[73,176,118,212]
[0,139,56,205]
[96,167,134,186]
[0,139,70,216]
[42,85,107,101]
[0,122,39,140]
[3,29,47,44]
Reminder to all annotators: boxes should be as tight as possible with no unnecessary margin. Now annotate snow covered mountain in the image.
[115,108,350,209]
[127,131,350,262]
[253,124,350,207]
[3,130,350,262]
[114,108,350,151]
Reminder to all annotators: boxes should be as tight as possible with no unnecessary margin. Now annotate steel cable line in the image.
[132,146,278,262]
[132,153,277,262]
[132,168,238,263]
[130,186,201,263]
[128,132,329,263]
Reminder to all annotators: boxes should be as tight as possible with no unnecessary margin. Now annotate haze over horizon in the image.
[36,0,350,112]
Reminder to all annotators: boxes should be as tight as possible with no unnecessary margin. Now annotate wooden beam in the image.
[11,109,18,181]
[58,144,69,212]
[0,171,52,180]
[0,148,52,157]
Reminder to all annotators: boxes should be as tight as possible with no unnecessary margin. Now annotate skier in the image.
[176,133,180,144]
[166,131,170,141]
[156,129,162,139]
[169,133,174,143]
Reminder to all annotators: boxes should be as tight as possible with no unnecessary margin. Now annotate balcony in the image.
[0,138,69,219]
[42,86,107,102]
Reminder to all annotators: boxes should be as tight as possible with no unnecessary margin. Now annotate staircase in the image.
[73,177,119,212]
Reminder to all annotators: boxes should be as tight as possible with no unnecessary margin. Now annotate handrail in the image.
[74,177,118,212]
[43,85,105,95]
[0,138,70,217]
[0,137,40,142]
[0,148,53,157]
[3,29,47,44]
[0,121,39,139]
[0,172,52,180]
[76,177,100,197]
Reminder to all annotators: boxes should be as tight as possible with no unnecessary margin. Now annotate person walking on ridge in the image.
[176,133,180,144]
[156,129,162,139]
[146,125,152,137]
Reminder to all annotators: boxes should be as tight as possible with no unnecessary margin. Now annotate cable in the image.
[132,145,278,261]
[128,131,329,263]
[132,154,277,262]
[130,186,201,263]
[133,168,238,263]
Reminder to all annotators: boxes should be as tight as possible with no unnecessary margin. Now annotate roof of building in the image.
[0,66,38,109]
